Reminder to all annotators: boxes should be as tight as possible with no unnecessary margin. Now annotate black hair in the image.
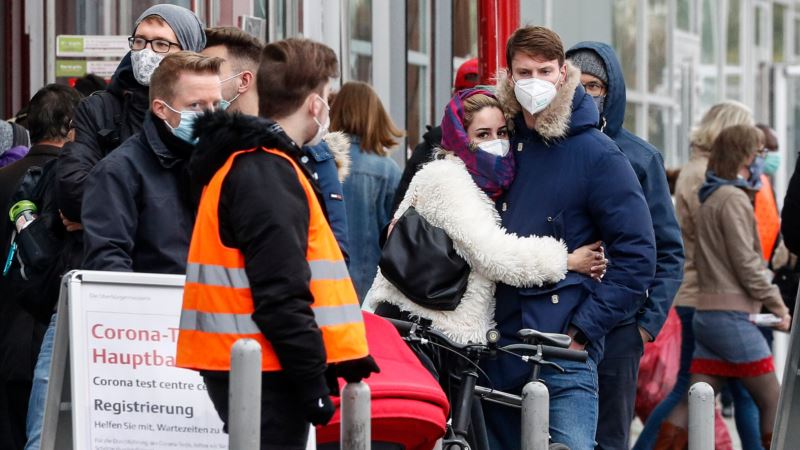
[74,74,107,97]
[27,84,83,143]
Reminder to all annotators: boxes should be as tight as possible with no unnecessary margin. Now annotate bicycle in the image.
[386,317,587,450]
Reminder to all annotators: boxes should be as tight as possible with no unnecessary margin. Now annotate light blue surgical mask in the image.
[161,102,201,145]
[218,72,244,111]
[764,153,781,176]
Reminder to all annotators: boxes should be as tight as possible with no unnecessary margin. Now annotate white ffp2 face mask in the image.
[513,73,561,115]
[477,139,510,157]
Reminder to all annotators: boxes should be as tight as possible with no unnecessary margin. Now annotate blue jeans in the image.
[24,313,56,450]
[484,358,599,450]
[633,306,694,450]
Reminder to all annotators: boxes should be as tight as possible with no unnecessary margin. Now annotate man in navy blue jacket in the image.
[567,42,685,450]
[483,26,656,450]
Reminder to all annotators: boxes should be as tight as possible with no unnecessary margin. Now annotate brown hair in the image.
[258,38,338,119]
[204,27,263,70]
[461,94,503,131]
[330,81,404,155]
[707,125,762,179]
[506,26,565,70]
[149,51,223,104]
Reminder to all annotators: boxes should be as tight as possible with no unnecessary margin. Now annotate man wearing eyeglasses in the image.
[55,4,205,235]
[566,42,684,450]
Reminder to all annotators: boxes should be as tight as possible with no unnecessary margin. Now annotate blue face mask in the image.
[592,95,605,114]
[161,102,201,145]
[764,153,781,176]
[748,154,766,189]
[218,72,243,111]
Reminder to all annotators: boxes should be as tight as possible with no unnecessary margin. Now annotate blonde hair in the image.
[330,81,404,155]
[690,101,754,152]
[149,51,222,104]
[462,94,504,130]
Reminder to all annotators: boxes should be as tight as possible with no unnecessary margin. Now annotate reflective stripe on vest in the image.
[176,146,368,372]
[179,303,363,334]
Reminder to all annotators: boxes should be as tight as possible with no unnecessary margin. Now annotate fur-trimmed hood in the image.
[496,61,598,141]
[321,131,351,182]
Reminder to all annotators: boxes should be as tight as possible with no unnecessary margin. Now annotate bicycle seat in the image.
[516,329,572,348]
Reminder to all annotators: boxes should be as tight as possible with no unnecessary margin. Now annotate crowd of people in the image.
[0,4,797,450]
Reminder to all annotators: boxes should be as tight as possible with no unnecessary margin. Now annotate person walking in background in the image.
[566,41,685,450]
[654,125,790,450]
[0,84,81,450]
[331,81,404,301]
[634,100,755,449]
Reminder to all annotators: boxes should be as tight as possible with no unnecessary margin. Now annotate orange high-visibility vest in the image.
[755,174,780,262]
[176,147,368,371]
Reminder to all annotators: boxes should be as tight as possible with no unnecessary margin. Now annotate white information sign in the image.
[57,35,129,57]
[67,271,227,450]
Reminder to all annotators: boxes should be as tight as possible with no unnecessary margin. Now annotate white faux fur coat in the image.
[365,155,568,344]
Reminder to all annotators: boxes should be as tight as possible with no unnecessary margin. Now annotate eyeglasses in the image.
[582,81,607,96]
[128,37,181,54]
[756,147,769,157]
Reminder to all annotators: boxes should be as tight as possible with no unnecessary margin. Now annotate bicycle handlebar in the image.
[386,317,588,363]
[502,343,588,363]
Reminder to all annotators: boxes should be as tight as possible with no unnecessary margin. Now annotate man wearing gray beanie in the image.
[26,6,205,450]
[567,42,684,450]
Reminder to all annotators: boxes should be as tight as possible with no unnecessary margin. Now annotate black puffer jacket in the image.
[56,52,149,222]
[81,112,194,274]
[191,111,332,402]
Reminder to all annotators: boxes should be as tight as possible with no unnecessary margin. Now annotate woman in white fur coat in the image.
[366,88,605,344]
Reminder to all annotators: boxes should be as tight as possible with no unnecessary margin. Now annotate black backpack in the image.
[3,159,70,323]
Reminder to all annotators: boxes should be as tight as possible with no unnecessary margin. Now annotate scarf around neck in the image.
[698,170,753,203]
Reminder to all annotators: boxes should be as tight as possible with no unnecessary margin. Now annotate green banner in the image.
[58,36,84,54]
[56,60,87,77]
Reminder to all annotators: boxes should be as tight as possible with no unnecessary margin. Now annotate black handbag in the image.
[378,207,470,311]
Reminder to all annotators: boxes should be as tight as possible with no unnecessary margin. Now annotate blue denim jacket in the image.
[342,135,401,301]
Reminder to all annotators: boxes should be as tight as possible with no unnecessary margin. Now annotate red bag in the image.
[636,308,682,421]
[635,308,733,449]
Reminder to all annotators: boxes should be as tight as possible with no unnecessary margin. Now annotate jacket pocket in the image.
[517,273,589,334]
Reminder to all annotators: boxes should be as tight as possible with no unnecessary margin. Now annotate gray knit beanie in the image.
[135,4,206,52]
[569,50,608,86]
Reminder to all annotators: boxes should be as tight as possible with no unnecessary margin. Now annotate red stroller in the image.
[316,312,450,450]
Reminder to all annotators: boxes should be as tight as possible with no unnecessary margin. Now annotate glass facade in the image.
[9,0,800,181]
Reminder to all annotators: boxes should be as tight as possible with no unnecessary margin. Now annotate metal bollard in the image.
[521,381,549,450]
[229,338,262,450]
[688,382,714,450]
[341,381,371,450]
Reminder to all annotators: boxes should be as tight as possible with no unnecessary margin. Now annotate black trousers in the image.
[202,371,309,450]
[595,322,644,450]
